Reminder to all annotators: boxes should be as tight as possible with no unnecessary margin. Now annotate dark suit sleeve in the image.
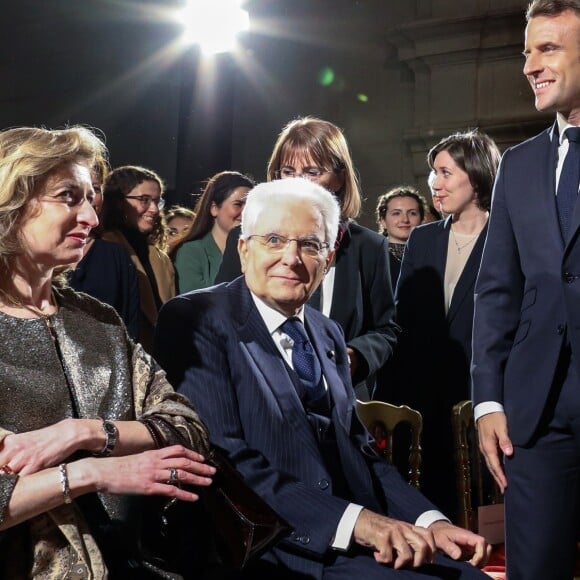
[346,233,398,383]
[155,295,352,557]
[472,150,525,406]
[214,226,242,283]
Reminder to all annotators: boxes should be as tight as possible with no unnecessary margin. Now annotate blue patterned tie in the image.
[557,127,580,241]
[281,318,325,401]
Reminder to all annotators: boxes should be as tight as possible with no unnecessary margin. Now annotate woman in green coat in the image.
[175,171,254,292]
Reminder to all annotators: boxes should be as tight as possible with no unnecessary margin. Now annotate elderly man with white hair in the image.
[155,178,489,579]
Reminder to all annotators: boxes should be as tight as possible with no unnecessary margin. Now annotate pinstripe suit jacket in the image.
[155,276,435,577]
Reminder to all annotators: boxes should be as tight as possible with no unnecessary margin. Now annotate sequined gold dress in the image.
[0,287,209,579]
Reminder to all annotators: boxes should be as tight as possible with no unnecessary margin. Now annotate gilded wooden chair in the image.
[356,400,422,489]
[451,400,502,531]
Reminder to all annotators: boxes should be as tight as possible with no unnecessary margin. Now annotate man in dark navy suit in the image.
[472,1,580,578]
[156,178,489,578]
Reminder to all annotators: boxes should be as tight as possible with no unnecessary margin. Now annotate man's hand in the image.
[429,520,491,567]
[353,509,437,569]
[477,411,513,491]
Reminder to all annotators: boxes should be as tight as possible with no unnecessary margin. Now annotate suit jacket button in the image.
[300,536,310,545]
[563,272,576,283]
[557,324,565,335]
[318,479,329,490]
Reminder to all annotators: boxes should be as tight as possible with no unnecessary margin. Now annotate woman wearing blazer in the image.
[383,130,501,520]
[101,165,175,354]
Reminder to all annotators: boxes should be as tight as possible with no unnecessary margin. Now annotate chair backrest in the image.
[356,399,422,489]
[451,400,502,531]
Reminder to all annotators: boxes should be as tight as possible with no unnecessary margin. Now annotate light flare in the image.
[179,0,250,55]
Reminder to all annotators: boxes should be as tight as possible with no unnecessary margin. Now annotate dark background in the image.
[1,0,542,227]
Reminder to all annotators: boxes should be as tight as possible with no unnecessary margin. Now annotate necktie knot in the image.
[565,127,580,144]
[281,318,308,347]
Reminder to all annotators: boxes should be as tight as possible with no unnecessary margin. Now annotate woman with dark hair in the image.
[100,165,175,353]
[174,170,254,292]
[216,117,398,396]
[68,158,140,340]
[380,129,501,521]
[375,185,426,291]
[0,126,213,577]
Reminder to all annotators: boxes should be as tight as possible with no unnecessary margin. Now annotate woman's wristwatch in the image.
[95,417,118,457]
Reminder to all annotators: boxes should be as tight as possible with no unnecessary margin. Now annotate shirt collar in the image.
[250,291,305,335]
[557,113,580,145]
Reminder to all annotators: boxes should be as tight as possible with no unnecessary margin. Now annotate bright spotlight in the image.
[179,0,250,55]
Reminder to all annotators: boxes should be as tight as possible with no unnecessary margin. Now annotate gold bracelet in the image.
[59,463,72,505]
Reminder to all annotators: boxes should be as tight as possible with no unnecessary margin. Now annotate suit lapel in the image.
[230,280,324,459]
[434,218,451,276]
[566,123,580,248]
[328,224,351,321]
[540,123,565,249]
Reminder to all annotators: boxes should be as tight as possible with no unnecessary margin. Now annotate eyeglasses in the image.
[247,233,330,257]
[274,167,332,181]
[125,195,165,210]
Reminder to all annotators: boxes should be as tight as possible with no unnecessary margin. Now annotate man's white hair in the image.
[241,178,340,245]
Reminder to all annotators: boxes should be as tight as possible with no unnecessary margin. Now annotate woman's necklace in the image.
[450,227,478,254]
[0,288,58,332]
[388,242,406,263]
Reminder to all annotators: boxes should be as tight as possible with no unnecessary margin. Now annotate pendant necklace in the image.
[450,227,478,254]
[0,288,58,334]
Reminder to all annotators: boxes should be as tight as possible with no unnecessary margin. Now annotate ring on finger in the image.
[167,467,178,485]
[0,464,13,475]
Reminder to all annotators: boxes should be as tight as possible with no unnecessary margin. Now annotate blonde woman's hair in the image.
[0,125,107,283]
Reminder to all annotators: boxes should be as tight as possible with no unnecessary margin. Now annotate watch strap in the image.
[95,417,118,457]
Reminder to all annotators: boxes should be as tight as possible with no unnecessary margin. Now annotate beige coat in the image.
[102,230,175,352]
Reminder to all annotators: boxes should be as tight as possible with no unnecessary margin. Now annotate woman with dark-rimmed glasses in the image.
[101,165,175,353]
[216,116,398,397]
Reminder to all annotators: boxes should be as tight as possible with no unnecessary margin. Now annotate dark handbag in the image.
[201,448,291,570]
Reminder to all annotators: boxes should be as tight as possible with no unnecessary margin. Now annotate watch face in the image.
[96,419,118,457]
[104,421,117,436]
